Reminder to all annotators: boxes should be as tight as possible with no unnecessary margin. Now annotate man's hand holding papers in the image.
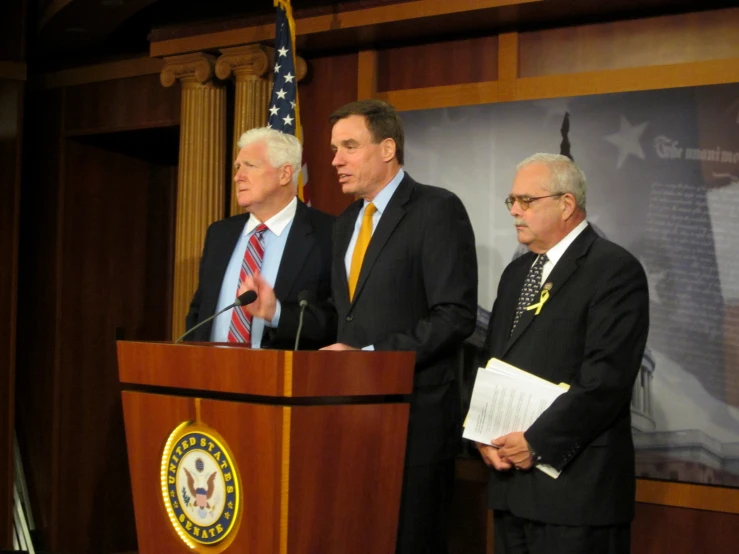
[475,442,513,471]
[464,358,570,478]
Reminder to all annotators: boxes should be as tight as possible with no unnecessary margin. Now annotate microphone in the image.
[293,290,312,351]
[174,290,258,343]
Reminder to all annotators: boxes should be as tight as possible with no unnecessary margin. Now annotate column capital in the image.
[295,56,308,83]
[215,44,308,83]
[216,45,273,80]
[160,52,217,88]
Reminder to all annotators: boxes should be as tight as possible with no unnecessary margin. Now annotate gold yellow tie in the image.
[348,202,377,301]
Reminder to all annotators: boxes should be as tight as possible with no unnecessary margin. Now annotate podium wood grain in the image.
[118,341,414,553]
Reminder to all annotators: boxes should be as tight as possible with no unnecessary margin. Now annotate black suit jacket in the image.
[482,224,649,526]
[186,200,336,349]
[333,173,478,466]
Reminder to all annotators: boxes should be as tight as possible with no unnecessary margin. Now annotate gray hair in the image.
[517,153,587,210]
[237,127,302,186]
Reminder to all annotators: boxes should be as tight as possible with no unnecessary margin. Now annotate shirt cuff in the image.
[362,344,375,351]
[266,300,281,327]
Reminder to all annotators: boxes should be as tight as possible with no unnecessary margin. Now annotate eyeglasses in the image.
[504,193,564,211]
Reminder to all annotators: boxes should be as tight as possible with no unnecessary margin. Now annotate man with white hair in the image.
[185,127,335,349]
[476,153,649,554]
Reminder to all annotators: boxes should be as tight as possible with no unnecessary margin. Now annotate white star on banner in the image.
[277,46,289,57]
[274,63,281,74]
[284,72,294,83]
[269,105,279,116]
[276,89,287,100]
[604,115,649,169]
[283,114,294,126]
[290,100,296,108]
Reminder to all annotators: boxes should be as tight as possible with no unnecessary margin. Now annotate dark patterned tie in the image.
[228,223,268,343]
[510,254,548,335]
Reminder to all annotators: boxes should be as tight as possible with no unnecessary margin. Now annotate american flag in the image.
[268,0,309,203]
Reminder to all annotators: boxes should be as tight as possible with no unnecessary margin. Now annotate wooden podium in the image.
[117,341,415,554]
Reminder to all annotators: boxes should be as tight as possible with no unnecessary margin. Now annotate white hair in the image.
[237,127,302,186]
[517,153,587,210]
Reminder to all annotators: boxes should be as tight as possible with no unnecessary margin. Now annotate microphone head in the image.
[298,290,312,308]
[235,290,258,306]
[298,290,313,308]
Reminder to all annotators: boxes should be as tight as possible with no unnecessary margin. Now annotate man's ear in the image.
[380,138,396,162]
[561,192,577,220]
[279,163,295,186]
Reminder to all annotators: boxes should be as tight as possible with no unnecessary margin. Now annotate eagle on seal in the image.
[183,467,217,511]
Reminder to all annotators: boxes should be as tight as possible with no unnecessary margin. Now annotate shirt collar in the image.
[245,196,298,236]
[544,219,589,265]
[364,168,405,213]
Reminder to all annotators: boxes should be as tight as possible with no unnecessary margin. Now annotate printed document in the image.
[463,358,569,478]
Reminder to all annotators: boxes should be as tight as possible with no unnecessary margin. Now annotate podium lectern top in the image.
[117,341,415,398]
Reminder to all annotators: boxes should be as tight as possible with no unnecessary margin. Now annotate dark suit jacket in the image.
[333,173,478,466]
[482,224,649,526]
[185,200,336,349]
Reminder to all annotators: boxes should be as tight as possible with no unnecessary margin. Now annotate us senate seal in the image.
[160,421,242,551]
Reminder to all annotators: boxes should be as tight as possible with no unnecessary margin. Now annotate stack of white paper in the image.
[463,358,569,479]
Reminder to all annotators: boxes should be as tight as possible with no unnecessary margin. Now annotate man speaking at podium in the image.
[322,99,478,554]
[185,127,335,349]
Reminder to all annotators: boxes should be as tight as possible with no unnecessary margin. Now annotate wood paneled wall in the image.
[377,36,498,92]
[518,8,739,78]
[64,73,180,135]
[16,74,179,553]
[0,77,22,552]
[0,0,25,548]
[633,502,739,554]
[300,52,359,216]
[16,88,63,544]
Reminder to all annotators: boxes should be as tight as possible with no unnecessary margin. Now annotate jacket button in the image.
[346,315,354,322]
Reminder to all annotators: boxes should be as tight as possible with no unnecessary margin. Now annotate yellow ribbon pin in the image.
[525,289,550,315]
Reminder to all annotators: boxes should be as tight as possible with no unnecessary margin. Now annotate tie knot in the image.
[255,223,268,235]
[536,253,548,267]
[364,203,377,219]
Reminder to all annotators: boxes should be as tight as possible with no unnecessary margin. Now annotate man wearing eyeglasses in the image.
[475,153,649,554]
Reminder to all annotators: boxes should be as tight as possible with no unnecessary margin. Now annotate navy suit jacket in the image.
[332,173,478,466]
[186,200,336,349]
[483,224,649,526]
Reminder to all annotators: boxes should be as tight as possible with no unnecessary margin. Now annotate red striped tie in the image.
[227,224,268,343]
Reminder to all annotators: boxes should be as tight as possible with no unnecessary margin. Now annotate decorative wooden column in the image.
[216,45,273,216]
[161,53,226,340]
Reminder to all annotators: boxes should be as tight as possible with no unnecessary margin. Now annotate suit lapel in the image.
[201,213,250,318]
[213,214,250,285]
[273,200,313,299]
[503,225,597,355]
[351,176,412,305]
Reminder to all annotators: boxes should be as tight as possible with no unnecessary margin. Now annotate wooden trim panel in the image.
[375,57,739,111]
[377,81,500,112]
[35,57,165,89]
[149,0,540,58]
[636,480,739,515]
[456,458,739,514]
